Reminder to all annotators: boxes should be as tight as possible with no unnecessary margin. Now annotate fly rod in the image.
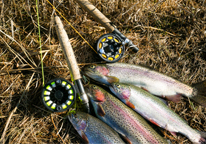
[75,0,139,62]
[54,15,89,113]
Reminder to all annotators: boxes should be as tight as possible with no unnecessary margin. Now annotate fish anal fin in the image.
[107,76,119,83]
[194,131,206,144]
[119,133,132,144]
[199,137,206,144]
[170,131,177,138]
[165,94,182,103]
[97,103,105,116]
[81,131,89,143]
[126,100,135,109]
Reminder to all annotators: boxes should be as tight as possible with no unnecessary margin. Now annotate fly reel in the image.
[41,78,76,112]
[96,33,125,63]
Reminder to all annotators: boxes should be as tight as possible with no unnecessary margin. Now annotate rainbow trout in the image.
[68,111,124,143]
[86,84,168,144]
[110,83,206,144]
[83,63,206,106]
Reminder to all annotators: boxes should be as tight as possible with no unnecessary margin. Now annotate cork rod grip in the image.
[55,15,81,81]
[75,0,115,32]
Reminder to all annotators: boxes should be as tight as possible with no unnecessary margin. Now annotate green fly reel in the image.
[96,33,125,63]
[41,78,76,112]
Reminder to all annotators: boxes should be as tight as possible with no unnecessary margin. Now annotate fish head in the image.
[68,112,88,132]
[85,84,106,102]
[110,83,131,100]
[85,84,106,117]
[83,64,111,85]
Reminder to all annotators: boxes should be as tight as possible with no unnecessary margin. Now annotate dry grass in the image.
[0,0,205,143]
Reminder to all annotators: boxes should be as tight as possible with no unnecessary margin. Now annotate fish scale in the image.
[109,83,205,144]
[86,84,168,144]
[68,111,124,144]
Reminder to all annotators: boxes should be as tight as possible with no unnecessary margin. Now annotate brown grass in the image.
[0,0,205,143]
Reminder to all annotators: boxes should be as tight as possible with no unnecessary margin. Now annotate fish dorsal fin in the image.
[119,133,132,144]
[107,76,119,83]
[97,103,105,116]
[81,131,89,143]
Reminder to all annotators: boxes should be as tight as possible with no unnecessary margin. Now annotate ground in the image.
[0,0,206,143]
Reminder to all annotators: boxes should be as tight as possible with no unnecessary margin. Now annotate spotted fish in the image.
[110,83,206,144]
[86,84,168,144]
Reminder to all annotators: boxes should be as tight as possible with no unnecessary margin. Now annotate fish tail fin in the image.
[193,80,206,95]
[191,80,206,107]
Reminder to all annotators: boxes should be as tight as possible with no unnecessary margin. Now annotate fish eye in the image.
[116,84,120,88]
[90,65,96,69]
[93,85,96,88]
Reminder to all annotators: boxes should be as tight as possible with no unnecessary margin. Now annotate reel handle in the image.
[128,41,139,52]
[113,29,139,52]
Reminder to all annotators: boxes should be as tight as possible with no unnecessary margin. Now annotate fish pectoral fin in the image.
[149,119,160,127]
[81,131,89,143]
[119,133,132,144]
[126,100,135,109]
[107,76,119,83]
[164,94,182,103]
[97,103,106,116]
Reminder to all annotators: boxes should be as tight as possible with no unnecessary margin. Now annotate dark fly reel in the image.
[96,33,125,63]
[41,78,76,112]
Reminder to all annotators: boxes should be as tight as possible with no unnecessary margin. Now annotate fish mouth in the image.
[85,73,105,84]
[83,67,94,75]
[81,68,91,75]
[109,85,117,96]
[84,70,98,78]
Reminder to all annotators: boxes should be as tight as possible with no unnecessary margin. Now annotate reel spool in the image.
[41,78,76,112]
[96,33,125,63]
